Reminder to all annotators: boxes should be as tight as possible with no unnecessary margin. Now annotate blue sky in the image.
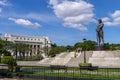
[0,0,120,46]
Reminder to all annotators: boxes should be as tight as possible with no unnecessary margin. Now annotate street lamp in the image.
[44,38,48,57]
[83,38,87,63]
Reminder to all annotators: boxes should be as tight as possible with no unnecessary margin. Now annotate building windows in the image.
[20,37,22,40]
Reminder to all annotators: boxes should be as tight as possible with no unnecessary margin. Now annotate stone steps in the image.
[50,52,74,65]
[66,57,80,67]
[67,51,93,67]
[56,52,68,58]
[38,58,54,65]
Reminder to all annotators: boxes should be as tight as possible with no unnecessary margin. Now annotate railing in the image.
[0,64,120,80]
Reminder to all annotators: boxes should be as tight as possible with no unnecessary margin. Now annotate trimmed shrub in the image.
[1,56,14,64]
[79,63,92,67]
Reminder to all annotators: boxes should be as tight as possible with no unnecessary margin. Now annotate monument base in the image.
[94,45,105,51]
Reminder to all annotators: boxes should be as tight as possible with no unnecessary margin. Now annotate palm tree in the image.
[0,39,13,55]
[10,43,30,60]
[16,43,30,60]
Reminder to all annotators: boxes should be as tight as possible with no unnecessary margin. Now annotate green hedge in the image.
[79,63,92,67]
[1,56,14,64]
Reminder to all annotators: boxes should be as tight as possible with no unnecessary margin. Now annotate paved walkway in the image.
[17,61,40,66]
[0,78,22,80]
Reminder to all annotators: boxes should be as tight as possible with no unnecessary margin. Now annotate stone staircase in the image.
[18,50,120,68]
[66,51,93,67]
[38,58,54,66]
[38,52,67,66]
[88,51,120,68]
[38,51,93,67]
[55,52,68,58]
[50,52,74,65]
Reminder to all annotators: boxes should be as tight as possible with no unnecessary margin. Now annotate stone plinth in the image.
[88,51,120,68]
[95,45,105,50]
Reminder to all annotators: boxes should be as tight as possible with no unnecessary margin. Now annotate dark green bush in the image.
[1,50,11,56]
[8,60,17,66]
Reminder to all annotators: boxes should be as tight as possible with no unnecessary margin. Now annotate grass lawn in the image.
[30,72,120,79]
[1,66,120,79]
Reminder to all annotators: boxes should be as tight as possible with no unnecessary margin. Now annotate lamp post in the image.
[83,38,87,63]
[44,38,48,57]
[0,33,2,62]
[15,45,18,61]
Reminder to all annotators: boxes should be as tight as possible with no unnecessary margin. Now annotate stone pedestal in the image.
[94,45,105,50]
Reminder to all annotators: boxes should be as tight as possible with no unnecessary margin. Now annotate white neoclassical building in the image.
[3,33,51,59]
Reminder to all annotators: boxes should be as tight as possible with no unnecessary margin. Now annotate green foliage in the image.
[84,40,97,51]
[1,56,14,64]
[79,63,92,67]
[109,44,120,50]
[8,60,17,66]
[74,42,84,49]
[51,43,57,47]
[0,39,13,56]
[74,40,97,51]
[48,46,67,57]
[1,50,11,56]
[1,56,17,66]
[0,39,14,50]
[104,43,110,50]
[66,45,74,51]
[28,54,44,61]
[0,39,6,48]
[48,47,57,57]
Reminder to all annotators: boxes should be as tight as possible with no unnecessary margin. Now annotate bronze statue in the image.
[96,19,104,46]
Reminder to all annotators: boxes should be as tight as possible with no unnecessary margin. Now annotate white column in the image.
[36,45,38,54]
[32,44,34,56]
[28,45,31,57]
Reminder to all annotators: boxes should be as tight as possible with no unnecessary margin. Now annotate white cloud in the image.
[49,0,95,31]
[0,8,2,13]
[102,17,110,22]
[0,0,10,6]
[103,10,120,26]
[111,10,120,18]
[8,18,40,28]
[0,0,11,17]
[49,0,58,6]
[26,13,58,23]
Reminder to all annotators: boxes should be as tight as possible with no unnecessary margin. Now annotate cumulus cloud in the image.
[0,0,10,6]
[102,17,110,22]
[49,0,95,31]
[8,18,40,28]
[49,0,58,6]
[103,10,120,26]
[0,0,11,16]
[0,8,2,13]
